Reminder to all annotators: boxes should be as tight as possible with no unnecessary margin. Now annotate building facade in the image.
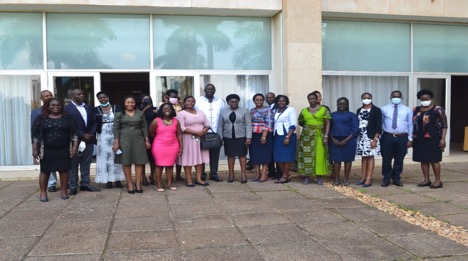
[1,0,467,167]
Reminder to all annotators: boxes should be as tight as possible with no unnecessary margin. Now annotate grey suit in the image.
[217,107,252,139]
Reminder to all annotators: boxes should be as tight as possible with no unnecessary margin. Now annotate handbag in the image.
[200,127,222,150]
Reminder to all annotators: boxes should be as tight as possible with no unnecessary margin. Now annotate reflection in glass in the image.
[0,13,43,69]
[322,20,410,72]
[0,75,40,165]
[155,76,194,104]
[154,16,271,70]
[53,77,95,107]
[47,14,150,69]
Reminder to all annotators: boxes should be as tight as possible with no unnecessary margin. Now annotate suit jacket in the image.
[217,107,252,139]
[356,105,382,139]
[65,102,97,143]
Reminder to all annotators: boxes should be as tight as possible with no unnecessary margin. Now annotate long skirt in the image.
[297,125,331,176]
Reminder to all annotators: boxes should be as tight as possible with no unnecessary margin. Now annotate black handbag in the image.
[200,127,222,150]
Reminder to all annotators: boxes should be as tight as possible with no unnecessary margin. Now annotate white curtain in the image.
[201,75,269,109]
[322,75,409,112]
[0,75,37,165]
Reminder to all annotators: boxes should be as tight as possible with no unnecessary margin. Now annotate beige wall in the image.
[323,0,468,20]
[282,0,323,110]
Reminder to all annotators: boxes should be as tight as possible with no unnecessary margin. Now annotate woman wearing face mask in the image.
[412,89,448,189]
[138,94,157,186]
[355,92,382,187]
[93,91,125,189]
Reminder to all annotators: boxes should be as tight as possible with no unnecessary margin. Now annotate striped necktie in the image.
[392,104,398,129]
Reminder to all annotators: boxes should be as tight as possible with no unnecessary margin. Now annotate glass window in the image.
[47,14,150,69]
[414,24,468,72]
[0,75,41,165]
[0,13,43,69]
[322,20,410,72]
[154,15,271,70]
[200,75,269,109]
[322,75,409,112]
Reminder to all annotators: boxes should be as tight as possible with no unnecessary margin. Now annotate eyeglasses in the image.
[49,104,62,107]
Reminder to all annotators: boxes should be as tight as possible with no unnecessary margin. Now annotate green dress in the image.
[113,110,149,165]
[297,106,332,176]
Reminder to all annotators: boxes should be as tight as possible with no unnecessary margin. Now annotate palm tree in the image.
[232,20,271,70]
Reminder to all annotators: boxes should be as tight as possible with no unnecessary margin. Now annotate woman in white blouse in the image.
[272,95,297,184]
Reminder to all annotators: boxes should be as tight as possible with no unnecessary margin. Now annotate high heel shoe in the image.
[362,182,373,188]
[241,178,247,184]
[127,189,135,194]
[258,176,269,183]
[356,180,366,185]
[227,176,234,183]
[136,189,143,193]
[417,181,431,187]
[275,176,290,184]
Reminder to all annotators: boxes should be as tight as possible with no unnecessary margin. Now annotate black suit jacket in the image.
[356,105,382,139]
[65,102,97,143]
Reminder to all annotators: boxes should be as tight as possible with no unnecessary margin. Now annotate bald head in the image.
[39,90,53,103]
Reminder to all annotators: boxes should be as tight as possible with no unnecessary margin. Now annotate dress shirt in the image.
[195,96,226,132]
[71,100,88,126]
[381,103,413,140]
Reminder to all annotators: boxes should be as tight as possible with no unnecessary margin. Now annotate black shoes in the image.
[47,186,57,192]
[69,188,78,195]
[106,182,113,189]
[381,181,390,187]
[430,182,443,189]
[393,181,403,187]
[80,185,101,192]
[209,175,223,182]
[417,181,431,187]
[39,197,49,202]
[115,181,123,188]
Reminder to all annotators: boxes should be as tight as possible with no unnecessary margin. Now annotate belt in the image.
[384,132,408,137]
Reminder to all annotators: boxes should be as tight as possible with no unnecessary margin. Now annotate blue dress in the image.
[329,111,359,162]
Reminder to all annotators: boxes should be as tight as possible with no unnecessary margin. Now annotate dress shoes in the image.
[210,175,223,182]
[105,182,113,189]
[430,182,443,189]
[115,181,123,188]
[381,181,390,187]
[69,188,78,195]
[393,181,403,187]
[47,186,57,192]
[417,181,431,187]
[201,173,207,181]
[40,197,49,202]
[80,185,101,192]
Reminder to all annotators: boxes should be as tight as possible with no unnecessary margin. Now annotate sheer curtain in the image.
[0,75,38,165]
[322,75,409,112]
[200,75,269,109]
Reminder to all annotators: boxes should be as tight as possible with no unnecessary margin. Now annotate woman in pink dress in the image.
[149,103,183,192]
[177,96,211,187]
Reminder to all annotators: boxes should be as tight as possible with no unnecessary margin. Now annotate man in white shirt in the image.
[380,90,413,187]
[195,84,226,182]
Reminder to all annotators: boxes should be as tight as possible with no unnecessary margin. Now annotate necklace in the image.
[309,105,319,110]
[163,119,173,125]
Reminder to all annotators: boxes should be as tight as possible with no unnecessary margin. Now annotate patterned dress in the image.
[412,105,447,162]
[95,109,125,183]
[249,107,273,164]
[356,108,380,157]
[297,106,332,176]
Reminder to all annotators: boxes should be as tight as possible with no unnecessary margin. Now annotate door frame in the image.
[412,74,451,156]
[47,71,101,105]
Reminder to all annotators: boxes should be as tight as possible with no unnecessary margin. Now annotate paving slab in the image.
[239,223,310,245]
[315,197,367,209]
[231,212,290,227]
[255,240,342,261]
[182,245,263,261]
[385,233,468,258]
[330,206,397,221]
[25,254,102,261]
[406,202,468,217]
[103,250,180,261]
[0,220,53,238]
[174,214,233,230]
[112,216,173,232]
[285,209,347,224]
[354,219,430,236]
[177,227,248,250]
[2,209,61,221]
[58,207,115,220]
[212,191,261,202]
[219,199,274,214]
[437,213,468,228]
[0,237,39,260]
[382,193,438,205]
[107,230,177,252]
[46,218,111,236]
[29,232,108,256]
[300,220,378,241]
[170,201,224,218]
[329,237,415,260]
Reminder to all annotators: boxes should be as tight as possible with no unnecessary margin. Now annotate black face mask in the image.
[141,98,152,109]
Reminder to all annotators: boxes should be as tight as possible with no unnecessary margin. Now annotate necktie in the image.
[392,104,398,129]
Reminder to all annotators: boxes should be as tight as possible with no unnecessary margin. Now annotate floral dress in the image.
[356,108,380,157]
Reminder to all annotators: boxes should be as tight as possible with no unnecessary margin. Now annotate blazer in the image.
[93,104,122,134]
[217,107,252,139]
[65,102,97,142]
[273,106,297,136]
[356,105,382,139]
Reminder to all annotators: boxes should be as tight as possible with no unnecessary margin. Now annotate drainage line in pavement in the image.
[326,183,468,247]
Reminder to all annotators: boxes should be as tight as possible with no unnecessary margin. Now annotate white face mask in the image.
[391,98,402,105]
[421,100,431,107]
[362,99,372,105]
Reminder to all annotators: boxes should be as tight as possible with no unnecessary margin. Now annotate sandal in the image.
[168,187,177,191]
[154,187,165,192]
[274,176,290,184]
[332,181,341,186]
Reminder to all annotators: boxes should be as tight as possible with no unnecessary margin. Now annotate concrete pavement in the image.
[0,156,467,260]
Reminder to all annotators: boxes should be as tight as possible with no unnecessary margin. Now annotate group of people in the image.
[31,84,448,202]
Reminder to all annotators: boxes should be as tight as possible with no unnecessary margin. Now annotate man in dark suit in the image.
[64,88,100,195]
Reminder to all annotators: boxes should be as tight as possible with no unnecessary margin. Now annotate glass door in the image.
[413,75,451,156]
[152,71,200,106]
[47,72,100,106]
